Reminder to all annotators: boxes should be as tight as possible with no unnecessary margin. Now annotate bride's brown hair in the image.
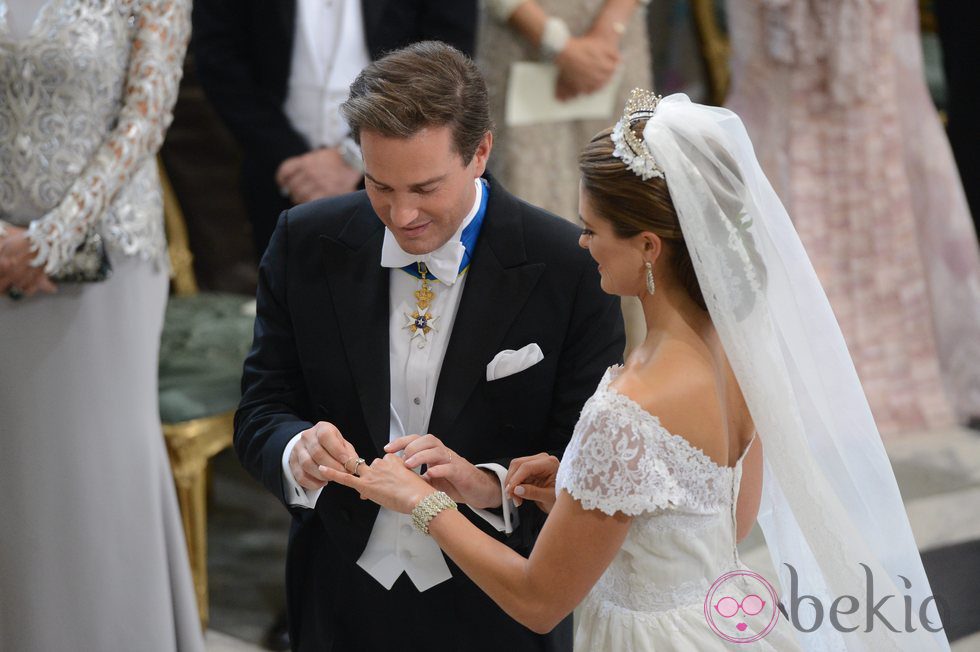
[579,123,707,310]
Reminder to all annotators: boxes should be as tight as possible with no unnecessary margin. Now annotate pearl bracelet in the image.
[411,491,458,535]
[540,16,572,61]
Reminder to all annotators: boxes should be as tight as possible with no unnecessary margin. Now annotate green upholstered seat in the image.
[159,293,255,424]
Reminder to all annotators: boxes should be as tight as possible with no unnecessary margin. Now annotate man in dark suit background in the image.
[191,0,478,258]
[234,42,625,651]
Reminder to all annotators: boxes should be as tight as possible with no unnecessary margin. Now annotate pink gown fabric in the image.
[725,0,980,435]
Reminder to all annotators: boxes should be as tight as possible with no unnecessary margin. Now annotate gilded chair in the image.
[159,158,255,627]
[918,0,947,118]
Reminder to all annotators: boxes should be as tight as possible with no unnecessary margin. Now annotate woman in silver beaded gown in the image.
[0,1,202,649]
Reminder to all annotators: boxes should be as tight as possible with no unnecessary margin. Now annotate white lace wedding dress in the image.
[556,367,801,651]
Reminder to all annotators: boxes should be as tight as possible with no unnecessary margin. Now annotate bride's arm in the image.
[427,489,631,633]
[323,456,631,634]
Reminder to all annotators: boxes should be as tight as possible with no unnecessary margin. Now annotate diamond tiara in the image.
[610,88,664,180]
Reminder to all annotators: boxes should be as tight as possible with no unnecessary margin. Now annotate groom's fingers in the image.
[294,446,328,484]
[300,439,333,476]
[314,422,358,471]
[421,462,456,481]
[403,446,453,470]
[383,434,421,454]
[297,470,326,490]
[397,434,440,460]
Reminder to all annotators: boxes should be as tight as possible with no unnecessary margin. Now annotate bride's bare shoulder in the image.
[611,346,728,465]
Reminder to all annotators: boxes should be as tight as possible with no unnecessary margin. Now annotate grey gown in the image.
[0,1,203,649]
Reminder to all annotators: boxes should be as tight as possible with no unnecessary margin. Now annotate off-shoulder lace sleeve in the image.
[556,396,686,516]
[26,0,191,274]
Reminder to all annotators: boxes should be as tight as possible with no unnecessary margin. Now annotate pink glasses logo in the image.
[704,570,781,643]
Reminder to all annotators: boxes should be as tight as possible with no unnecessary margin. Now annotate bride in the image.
[323,92,950,651]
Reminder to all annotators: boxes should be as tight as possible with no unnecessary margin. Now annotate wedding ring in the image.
[352,458,366,476]
[343,457,357,474]
[447,451,453,464]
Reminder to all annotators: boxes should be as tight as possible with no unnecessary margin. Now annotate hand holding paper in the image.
[505,63,623,127]
[554,34,620,100]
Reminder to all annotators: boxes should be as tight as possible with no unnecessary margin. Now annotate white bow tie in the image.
[380,233,466,285]
[379,179,484,285]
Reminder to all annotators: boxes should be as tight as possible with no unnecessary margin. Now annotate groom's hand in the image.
[289,421,359,491]
[385,434,503,509]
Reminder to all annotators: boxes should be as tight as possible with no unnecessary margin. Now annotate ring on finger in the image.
[343,457,357,474]
[352,458,366,476]
[447,450,453,464]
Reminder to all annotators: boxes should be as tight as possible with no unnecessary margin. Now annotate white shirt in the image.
[283,0,370,148]
[281,180,517,591]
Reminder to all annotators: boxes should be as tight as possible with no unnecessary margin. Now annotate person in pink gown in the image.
[725,0,980,435]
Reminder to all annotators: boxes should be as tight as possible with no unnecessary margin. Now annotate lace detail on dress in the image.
[556,368,733,517]
[760,0,881,104]
[592,564,710,613]
[0,0,190,273]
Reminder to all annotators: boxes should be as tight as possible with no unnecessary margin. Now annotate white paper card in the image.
[504,62,623,127]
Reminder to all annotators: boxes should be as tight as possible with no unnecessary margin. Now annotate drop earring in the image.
[645,261,655,296]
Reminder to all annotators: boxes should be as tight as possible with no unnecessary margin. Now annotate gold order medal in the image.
[404,262,438,348]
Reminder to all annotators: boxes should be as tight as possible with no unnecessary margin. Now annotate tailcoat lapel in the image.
[275,0,296,43]
[428,181,544,439]
[319,206,391,456]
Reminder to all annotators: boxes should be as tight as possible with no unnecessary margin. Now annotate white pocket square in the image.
[486,343,544,382]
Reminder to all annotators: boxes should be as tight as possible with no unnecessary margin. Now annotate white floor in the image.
[206,426,980,651]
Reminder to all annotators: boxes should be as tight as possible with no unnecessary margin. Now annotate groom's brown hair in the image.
[341,41,492,163]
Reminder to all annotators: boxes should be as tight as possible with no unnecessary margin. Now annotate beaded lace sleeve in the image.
[556,392,720,517]
[25,0,190,274]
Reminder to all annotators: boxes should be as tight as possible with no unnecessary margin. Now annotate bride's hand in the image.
[385,434,503,509]
[504,453,560,514]
[320,454,432,514]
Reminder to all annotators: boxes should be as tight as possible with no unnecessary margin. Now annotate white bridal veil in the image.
[634,93,949,651]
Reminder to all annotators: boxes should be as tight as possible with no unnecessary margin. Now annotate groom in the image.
[235,41,624,652]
